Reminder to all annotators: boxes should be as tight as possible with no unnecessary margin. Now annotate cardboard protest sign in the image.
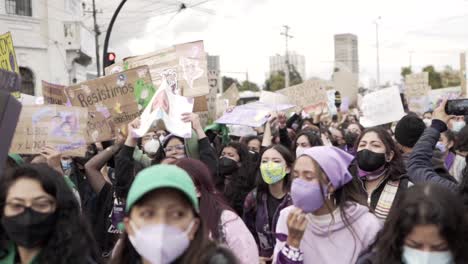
[220,83,240,106]
[193,96,208,112]
[360,87,405,128]
[42,81,70,105]
[277,79,328,111]
[428,87,462,110]
[0,32,20,98]
[0,68,21,93]
[216,102,294,127]
[260,90,291,105]
[65,66,154,142]
[404,73,431,114]
[0,91,21,173]
[10,105,88,157]
[206,70,220,122]
[106,41,209,98]
[132,77,194,138]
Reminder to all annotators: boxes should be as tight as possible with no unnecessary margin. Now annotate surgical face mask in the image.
[451,121,466,133]
[159,135,166,143]
[129,221,194,264]
[143,139,160,155]
[423,118,432,127]
[260,162,287,184]
[291,178,327,213]
[436,142,447,153]
[402,246,453,264]
[61,159,73,171]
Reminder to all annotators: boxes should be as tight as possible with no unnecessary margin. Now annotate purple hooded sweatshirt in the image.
[273,146,382,264]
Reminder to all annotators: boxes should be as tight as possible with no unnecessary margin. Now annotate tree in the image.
[263,65,303,91]
[441,65,461,87]
[239,80,259,92]
[401,66,412,78]
[222,76,240,92]
[423,65,443,89]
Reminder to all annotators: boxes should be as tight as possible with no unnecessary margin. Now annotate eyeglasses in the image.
[143,134,159,141]
[5,200,56,215]
[164,144,185,152]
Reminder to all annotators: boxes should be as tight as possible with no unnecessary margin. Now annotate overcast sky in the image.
[90,0,468,87]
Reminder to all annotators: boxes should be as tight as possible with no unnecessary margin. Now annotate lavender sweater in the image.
[273,203,382,264]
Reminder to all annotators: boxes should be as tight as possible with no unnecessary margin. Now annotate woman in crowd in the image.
[353,126,409,220]
[436,130,456,171]
[218,142,258,215]
[110,164,237,264]
[451,125,468,181]
[175,158,259,264]
[293,130,324,156]
[273,147,381,263]
[0,164,99,263]
[241,135,263,154]
[360,183,468,264]
[243,145,294,263]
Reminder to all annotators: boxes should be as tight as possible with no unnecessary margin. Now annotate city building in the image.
[269,52,306,80]
[0,0,93,96]
[207,54,220,72]
[334,34,359,74]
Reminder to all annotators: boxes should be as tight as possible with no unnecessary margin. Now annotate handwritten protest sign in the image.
[0,68,21,93]
[220,83,240,106]
[0,32,20,98]
[10,105,88,157]
[42,81,70,105]
[65,66,153,142]
[106,41,209,98]
[277,79,328,111]
[404,73,430,114]
[360,87,405,128]
[260,90,291,105]
[428,87,462,110]
[132,77,194,138]
[216,102,294,127]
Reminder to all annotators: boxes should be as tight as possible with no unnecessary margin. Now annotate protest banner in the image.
[42,81,70,105]
[227,125,257,137]
[10,105,88,157]
[132,77,194,138]
[0,32,20,98]
[0,68,21,93]
[0,91,21,173]
[105,41,209,98]
[277,79,328,112]
[360,87,405,128]
[220,83,240,106]
[260,90,291,105]
[427,86,462,110]
[404,72,431,114]
[65,66,153,142]
[215,102,294,127]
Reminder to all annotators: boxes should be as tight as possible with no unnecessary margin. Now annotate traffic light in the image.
[107,52,116,65]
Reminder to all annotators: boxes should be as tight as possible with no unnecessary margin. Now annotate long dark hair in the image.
[221,142,258,215]
[175,158,234,240]
[110,193,213,264]
[373,183,468,264]
[0,164,100,263]
[256,145,294,199]
[294,155,366,260]
[293,130,324,153]
[354,127,406,180]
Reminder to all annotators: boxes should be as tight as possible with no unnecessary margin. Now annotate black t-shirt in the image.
[93,183,120,259]
[266,193,284,227]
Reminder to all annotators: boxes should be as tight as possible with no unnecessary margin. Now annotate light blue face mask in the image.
[436,142,447,153]
[451,121,466,133]
[402,246,454,264]
[61,159,73,171]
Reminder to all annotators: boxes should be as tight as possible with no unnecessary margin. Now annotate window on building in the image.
[19,67,35,95]
[5,0,32,16]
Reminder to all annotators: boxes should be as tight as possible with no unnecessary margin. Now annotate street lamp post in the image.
[374,16,381,89]
[102,0,128,74]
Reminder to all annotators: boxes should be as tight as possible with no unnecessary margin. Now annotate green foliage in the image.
[423,65,443,89]
[239,80,260,92]
[222,76,240,92]
[401,67,412,78]
[263,65,303,91]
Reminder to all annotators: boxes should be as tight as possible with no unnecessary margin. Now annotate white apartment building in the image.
[269,52,306,80]
[334,33,359,74]
[0,0,93,96]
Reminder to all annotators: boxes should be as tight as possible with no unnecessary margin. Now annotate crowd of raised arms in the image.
[2,99,468,264]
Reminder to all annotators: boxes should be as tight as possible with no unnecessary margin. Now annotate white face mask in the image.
[129,221,194,264]
[451,121,466,133]
[402,246,454,264]
[296,146,312,157]
[143,139,160,155]
[423,118,432,127]
[159,135,166,143]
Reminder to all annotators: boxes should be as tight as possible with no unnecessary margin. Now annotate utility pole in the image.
[374,17,381,89]
[281,25,293,88]
[92,0,101,77]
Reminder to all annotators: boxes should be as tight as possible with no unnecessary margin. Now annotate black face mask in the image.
[345,132,360,147]
[219,157,239,175]
[2,208,56,248]
[357,149,386,172]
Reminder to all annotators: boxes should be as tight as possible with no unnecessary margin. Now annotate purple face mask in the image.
[291,178,327,213]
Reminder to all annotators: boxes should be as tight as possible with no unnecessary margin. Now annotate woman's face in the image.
[4,178,56,217]
[126,189,199,240]
[164,138,185,159]
[347,124,362,135]
[296,135,311,148]
[404,224,449,252]
[221,147,240,162]
[439,133,454,151]
[357,132,387,154]
[247,139,261,153]
[293,156,323,183]
[261,148,290,174]
[142,131,157,146]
